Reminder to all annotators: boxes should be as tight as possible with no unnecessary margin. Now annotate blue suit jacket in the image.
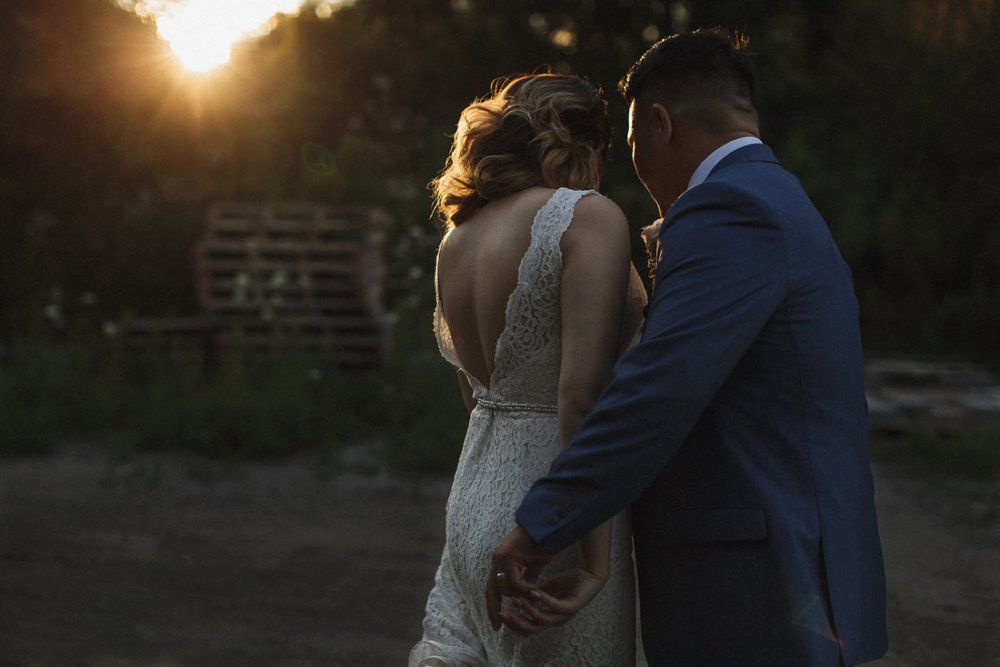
[516,145,888,666]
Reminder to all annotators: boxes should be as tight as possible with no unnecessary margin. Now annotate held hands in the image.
[500,566,609,636]
[486,525,549,631]
[486,524,609,636]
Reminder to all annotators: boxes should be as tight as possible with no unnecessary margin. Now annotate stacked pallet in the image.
[122,204,391,368]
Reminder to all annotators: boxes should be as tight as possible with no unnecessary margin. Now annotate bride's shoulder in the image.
[562,192,629,251]
[570,191,628,233]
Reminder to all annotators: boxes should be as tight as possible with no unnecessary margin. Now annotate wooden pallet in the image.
[120,204,391,368]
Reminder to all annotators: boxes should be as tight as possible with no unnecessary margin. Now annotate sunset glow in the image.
[117,0,346,73]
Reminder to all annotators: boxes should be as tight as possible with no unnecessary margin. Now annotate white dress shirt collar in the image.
[687,136,763,191]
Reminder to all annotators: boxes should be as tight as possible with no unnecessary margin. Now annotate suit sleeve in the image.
[515,183,789,553]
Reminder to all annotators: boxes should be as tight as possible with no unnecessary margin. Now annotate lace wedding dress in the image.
[410,188,647,666]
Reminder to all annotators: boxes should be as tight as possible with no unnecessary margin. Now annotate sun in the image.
[160,0,304,73]
[127,0,307,73]
[117,0,348,74]
[157,12,236,73]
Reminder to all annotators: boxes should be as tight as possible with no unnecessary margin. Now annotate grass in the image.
[0,316,467,475]
[17,319,996,485]
[380,298,467,475]
[869,422,1000,484]
[0,343,379,459]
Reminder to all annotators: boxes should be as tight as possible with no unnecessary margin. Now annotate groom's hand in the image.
[486,524,552,631]
[498,566,608,636]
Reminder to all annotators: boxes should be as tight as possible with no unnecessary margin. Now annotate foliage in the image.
[381,293,468,475]
[0,342,119,455]
[0,342,385,460]
[799,0,1000,370]
[3,0,997,363]
[1,0,998,467]
[870,422,1000,484]
[0,295,468,472]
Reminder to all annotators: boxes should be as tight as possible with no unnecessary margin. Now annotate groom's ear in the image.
[650,103,672,145]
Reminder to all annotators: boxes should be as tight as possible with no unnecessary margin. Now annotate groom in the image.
[487,28,888,666]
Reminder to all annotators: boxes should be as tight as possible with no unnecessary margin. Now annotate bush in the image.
[0,297,470,474]
[869,423,1000,484]
[0,342,386,461]
[381,298,468,476]
[121,353,385,459]
[0,341,117,455]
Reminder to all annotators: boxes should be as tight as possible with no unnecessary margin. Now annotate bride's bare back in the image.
[436,186,641,439]
[436,187,559,387]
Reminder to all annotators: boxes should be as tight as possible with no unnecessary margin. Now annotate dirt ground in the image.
[0,444,997,667]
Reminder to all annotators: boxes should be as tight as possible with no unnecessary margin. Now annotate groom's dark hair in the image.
[619,28,756,110]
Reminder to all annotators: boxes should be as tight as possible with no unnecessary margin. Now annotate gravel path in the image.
[0,446,997,666]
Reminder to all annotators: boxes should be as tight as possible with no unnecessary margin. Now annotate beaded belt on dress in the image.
[475,398,557,414]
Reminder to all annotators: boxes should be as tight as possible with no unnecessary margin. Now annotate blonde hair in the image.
[432,74,611,228]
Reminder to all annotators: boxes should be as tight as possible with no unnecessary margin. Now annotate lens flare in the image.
[117,1,346,73]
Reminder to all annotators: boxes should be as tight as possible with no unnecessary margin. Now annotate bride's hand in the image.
[499,566,608,636]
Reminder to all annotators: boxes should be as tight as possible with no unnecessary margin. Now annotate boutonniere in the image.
[640,218,663,280]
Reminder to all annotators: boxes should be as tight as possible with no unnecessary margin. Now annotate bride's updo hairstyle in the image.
[432,74,611,228]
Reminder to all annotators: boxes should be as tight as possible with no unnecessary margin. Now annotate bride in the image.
[409,73,647,666]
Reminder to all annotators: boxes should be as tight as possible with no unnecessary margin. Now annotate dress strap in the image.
[531,188,596,249]
[490,188,596,389]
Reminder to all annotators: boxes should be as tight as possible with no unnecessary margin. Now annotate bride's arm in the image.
[556,196,631,577]
[495,195,634,636]
[497,196,632,635]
